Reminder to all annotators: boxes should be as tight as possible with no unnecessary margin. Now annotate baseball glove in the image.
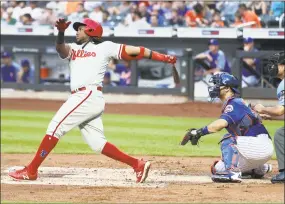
[180,128,202,146]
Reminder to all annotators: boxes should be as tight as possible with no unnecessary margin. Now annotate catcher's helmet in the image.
[266,51,285,78]
[73,18,103,38]
[208,72,240,99]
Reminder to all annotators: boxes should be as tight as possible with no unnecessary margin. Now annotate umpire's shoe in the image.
[212,171,242,183]
[271,171,285,184]
[8,167,38,181]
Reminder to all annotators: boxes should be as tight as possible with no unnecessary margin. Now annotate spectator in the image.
[185,3,208,27]
[150,15,160,27]
[241,37,261,88]
[17,13,37,26]
[45,1,66,18]
[10,1,26,21]
[238,4,261,28]
[17,59,31,83]
[161,1,172,21]
[1,52,18,83]
[108,60,131,86]
[150,5,165,26]
[216,1,239,23]
[168,9,184,27]
[211,11,224,28]
[39,4,57,26]
[251,1,267,17]
[270,1,285,18]
[194,39,231,76]
[65,1,81,16]
[103,72,117,87]
[84,2,102,12]
[21,1,43,21]
[128,10,150,28]
[101,10,113,27]
[4,7,17,25]
[138,2,150,22]
[89,3,103,23]
[68,3,86,23]
[230,11,243,27]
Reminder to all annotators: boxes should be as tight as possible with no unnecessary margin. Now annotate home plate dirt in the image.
[2,166,271,188]
[1,154,284,203]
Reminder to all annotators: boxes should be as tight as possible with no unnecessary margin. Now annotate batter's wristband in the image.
[56,31,65,44]
[151,51,167,62]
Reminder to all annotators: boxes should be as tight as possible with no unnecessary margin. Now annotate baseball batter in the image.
[253,51,284,183]
[8,18,176,183]
[181,72,273,183]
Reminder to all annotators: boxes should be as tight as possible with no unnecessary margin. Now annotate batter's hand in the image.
[165,55,177,64]
[55,18,71,32]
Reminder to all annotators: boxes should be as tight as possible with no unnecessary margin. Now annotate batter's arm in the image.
[55,19,71,59]
[121,45,176,64]
[55,32,71,59]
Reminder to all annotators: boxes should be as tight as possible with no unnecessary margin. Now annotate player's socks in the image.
[27,134,59,174]
[102,142,138,168]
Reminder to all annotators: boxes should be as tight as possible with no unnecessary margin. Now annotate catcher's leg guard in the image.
[211,135,242,183]
[220,135,240,170]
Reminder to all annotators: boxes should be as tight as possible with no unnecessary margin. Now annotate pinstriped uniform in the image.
[214,97,273,174]
[46,41,123,152]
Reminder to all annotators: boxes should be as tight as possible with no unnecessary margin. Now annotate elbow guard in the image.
[121,44,145,61]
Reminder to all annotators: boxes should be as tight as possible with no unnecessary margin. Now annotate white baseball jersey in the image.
[62,41,123,90]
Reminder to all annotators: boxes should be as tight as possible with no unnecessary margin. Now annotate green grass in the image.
[1,109,283,157]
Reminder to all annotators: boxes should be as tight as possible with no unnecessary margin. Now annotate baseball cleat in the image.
[8,167,38,181]
[271,171,285,184]
[211,171,242,183]
[134,159,151,183]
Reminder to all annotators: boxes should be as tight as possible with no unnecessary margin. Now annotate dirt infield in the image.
[1,98,284,203]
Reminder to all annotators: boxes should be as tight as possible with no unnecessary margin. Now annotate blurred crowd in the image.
[1,1,284,28]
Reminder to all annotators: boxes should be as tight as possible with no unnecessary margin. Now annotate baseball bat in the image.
[172,65,180,84]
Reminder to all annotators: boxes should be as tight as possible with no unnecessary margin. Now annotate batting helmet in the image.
[73,18,103,38]
[208,72,240,100]
[266,51,285,78]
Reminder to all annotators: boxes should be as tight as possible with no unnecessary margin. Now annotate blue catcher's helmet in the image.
[208,72,240,100]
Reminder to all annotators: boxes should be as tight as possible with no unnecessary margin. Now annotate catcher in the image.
[181,72,273,183]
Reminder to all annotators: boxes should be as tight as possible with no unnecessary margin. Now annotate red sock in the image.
[27,134,59,174]
[102,142,138,168]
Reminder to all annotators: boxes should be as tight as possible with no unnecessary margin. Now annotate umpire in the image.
[253,51,285,183]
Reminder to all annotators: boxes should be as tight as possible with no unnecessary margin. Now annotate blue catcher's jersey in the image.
[220,97,269,136]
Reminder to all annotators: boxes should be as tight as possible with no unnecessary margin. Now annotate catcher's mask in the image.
[208,72,240,100]
[266,51,285,78]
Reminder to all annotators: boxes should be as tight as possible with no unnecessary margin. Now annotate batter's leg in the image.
[9,90,104,180]
[80,116,151,183]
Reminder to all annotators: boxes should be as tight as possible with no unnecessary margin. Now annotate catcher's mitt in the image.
[180,128,202,146]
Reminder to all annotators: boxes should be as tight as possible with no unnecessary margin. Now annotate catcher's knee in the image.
[211,160,226,174]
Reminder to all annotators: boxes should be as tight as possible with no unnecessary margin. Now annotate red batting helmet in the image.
[73,18,103,38]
